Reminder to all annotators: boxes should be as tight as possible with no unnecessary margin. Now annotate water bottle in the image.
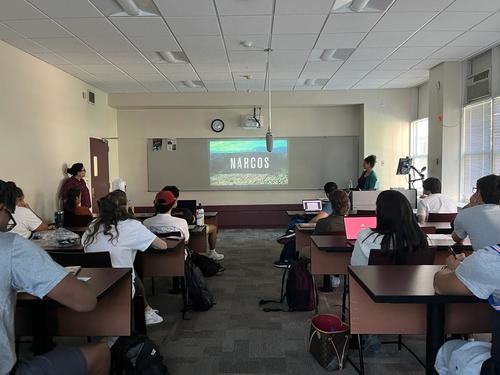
[196,203,205,226]
[54,211,64,228]
[348,179,353,189]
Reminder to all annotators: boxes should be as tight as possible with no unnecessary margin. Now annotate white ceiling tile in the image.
[55,64,97,77]
[224,34,269,50]
[447,0,500,12]
[192,63,231,72]
[130,36,180,53]
[229,50,266,64]
[76,64,125,75]
[166,17,220,36]
[301,61,343,74]
[153,63,196,74]
[154,0,216,16]
[3,38,50,53]
[112,17,171,37]
[220,16,271,35]
[141,81,177,92]
[215,0,273,15]
[0,23,25,39]
[203,81,235,91]
[404,30,463,46]
[323,13,381,33]
[424,12,491,31]
[163,71,201,81]
[389,0,453,12]
[55,50,109,64]
[269,80,296,91]
[103,82,148,93]
[80,34,135,52]
[377,59,420,70]
[177,87,207,92]
[389,46,438,59]
[339,59,382,70]
[0,2,47,21]
[268,71,300,79]
[275,0,334,15]
[430,45,480,59]
[324,78,358,89]
[197,71,233,80]
[130,72,165,81]
[447,31,500,47]
[118,64,159,75]
[179,35,227,63]
[359,31,413,47]
[349,47,394,60]
[28,0,102,18]
[233,71,265,79]
[353,78,391,88]
[230,62,267,71]
[32,52,72,65]
[473,13,500,32]
[101,51,149,64]
[294,85,322,91]
[273,15,327,34]
[333,69,370,78]
[315,32,366,49]
[55,18,117,37]
[3,19,71,38]
[271,50,310,70]
[412,59,443,69]
[365,70,404,79]
[398,69,429,78]
[235,79,265,91]
[271,34,317,50]
[373,12,437,31]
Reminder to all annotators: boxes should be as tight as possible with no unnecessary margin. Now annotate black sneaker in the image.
[277,232,296,244]
[273,259,292,269]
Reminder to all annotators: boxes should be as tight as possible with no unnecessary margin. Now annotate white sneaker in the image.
[208,249,224,261]
[331,276,341,289]
[145,309,163,325]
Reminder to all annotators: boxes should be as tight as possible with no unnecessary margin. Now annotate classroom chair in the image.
[63,213,93,228]
[48,251,112,268]
[420,226,437,235]
[427,212,457,223]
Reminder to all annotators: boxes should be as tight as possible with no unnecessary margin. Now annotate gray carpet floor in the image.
[147,229,427,375]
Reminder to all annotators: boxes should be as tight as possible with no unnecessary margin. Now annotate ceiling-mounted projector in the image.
[241,107,263,130]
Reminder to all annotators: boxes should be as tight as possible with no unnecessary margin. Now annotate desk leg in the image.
[319,275,333,293]
[426,303,445,375]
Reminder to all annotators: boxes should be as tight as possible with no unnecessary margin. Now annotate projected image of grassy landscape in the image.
[209,139,288,186]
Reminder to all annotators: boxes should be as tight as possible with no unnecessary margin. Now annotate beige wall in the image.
[111,89,411,206]
[0,41,118,220]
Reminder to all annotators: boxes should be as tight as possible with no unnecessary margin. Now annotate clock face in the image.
[211,119,224,133]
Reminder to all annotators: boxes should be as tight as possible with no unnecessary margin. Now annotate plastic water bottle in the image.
[348,179,353,189]
[196,203,205,226]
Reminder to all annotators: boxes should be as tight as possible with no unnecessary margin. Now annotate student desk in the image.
[32,238,83,252]
[188,224,208,253]
[348,265,490,375]
[427,235,472,264]
[16,268,132,353]
[419,222,453,234]
[204,211,218,226]
[135,238,185,279]
[295,223,316,254]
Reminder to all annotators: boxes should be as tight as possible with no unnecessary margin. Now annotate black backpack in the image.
[260,258,317,312]
[185,255,215,311]
[191,253,224,277]
[111,335,169,375]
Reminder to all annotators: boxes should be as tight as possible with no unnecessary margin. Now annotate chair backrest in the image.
[427,212,457,223]
[157,231,182,238]
[352,210,376,217]
[63,213,93,227]
[368,247,436,265]
[420,226,437,235]
[48,251,112,267]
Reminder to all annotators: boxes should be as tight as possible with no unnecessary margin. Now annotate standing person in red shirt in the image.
[60,163,91,208]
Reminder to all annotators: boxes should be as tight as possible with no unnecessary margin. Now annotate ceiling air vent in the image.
[466,70,490,104]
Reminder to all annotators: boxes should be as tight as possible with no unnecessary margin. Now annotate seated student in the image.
[452,174,500,251]
[351,190,428,266]
[433,243,500,374]
[274,187,347,268]
[10,184,49,238]
[309,181,338,224]
[143,191,189,243]
[417,177,457,223]
[162,185,224,261]
[63,188,93,226]
[0,180,110,375]
[82,190,168,325]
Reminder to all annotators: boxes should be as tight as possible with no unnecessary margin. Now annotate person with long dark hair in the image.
[10,185,49,238]
[60,163,91,208]
[82,190,168,325]
[357,155,378,191]
[63,188,92,216]
[351,190,428,266]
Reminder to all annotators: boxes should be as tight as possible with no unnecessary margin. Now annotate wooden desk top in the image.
[296,223,316,232]
[427,234,472,249]
[18,268,131,302]
[348,265,481,304]
[33,239,83,252]
[311,235,353,252]
[286,210,319,216]
[419,222,452,230]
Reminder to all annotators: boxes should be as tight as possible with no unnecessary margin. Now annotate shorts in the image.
[15,347,86,375]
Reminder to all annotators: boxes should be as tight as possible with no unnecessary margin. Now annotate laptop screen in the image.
[344,216,377,240]
[176,200,197,213]
[302,200,322,212]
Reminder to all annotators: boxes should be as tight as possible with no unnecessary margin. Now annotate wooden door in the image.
[89,138,110,213]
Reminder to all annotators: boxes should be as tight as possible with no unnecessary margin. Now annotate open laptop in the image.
[344,216,377,240]
[176,199,197,214]
[302,199,322,213]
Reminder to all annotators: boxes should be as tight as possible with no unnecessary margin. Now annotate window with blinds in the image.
[494,98,500,175]
[461,99,493,201]
[410,118,428,191]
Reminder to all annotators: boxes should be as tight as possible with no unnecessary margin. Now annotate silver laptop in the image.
[302,199,322,212]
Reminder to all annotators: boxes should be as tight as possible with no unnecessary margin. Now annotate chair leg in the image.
[181,277,188,320]
[151,277,155,296]
[342,275,348,321]
[279,269,288,303]
[358,335,365,375]
[398,334,402,351]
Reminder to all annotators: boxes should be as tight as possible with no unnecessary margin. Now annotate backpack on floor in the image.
[260,258,317,312]
[191,253,224,277]
[111,335,169,375]
[185,255,215,311]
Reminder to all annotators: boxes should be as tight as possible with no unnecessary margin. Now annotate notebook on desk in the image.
[302,199,322,212]
[344,216,377,240]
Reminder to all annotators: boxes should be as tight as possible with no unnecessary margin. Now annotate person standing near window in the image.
[357,155,378,191]
[60,163,91,208]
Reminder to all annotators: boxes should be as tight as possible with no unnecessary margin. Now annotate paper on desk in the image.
[427,234,452,240]
[77,277,91,282]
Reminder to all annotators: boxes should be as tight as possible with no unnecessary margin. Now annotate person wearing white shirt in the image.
[82,190,168,326]
[143,191,190,244]
[10,185,48,238]
[417,177,457,224]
